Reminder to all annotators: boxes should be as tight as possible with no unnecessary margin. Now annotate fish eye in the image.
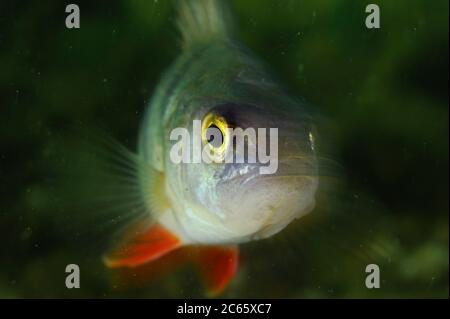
[201,113,229,159]
[206,124,223,148]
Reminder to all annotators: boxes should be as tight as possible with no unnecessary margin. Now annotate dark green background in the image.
[0,0,448,298]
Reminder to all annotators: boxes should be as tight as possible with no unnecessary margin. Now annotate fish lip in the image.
[216,156,319,187]
[215,163,261,185]
[275,155,319,177]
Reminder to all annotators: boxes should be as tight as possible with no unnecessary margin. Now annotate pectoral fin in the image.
[103,223,181,268]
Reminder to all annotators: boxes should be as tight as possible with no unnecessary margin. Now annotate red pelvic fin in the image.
[103,223,181,268]
[195,245,239,296]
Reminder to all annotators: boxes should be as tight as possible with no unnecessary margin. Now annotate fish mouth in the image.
[271,155,319,177]
[217,154,319,187]
[213,155,320,241]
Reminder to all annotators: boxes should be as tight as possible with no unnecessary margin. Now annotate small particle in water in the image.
[15,89,19,104]
[309,131,315,151]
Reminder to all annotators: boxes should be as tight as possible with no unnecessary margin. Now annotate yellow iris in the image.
[201,113,229,160]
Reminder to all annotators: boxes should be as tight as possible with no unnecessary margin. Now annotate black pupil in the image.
[207,124,223,148]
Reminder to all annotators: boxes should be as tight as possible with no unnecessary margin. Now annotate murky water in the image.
[0,0,448,298]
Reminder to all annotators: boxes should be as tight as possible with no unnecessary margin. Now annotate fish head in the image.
[164,95,319,243]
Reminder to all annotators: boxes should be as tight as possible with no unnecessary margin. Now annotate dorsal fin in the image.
[176,0,234,49]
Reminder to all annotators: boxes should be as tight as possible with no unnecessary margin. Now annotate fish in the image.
[100,0,320,295]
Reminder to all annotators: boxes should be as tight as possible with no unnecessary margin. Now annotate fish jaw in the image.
[168,178,318,244]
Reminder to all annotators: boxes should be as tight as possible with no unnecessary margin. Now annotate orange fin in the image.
[106,243,239,295]
[103,223,181,268]
[109,246,191,289]
[196,245,239,296]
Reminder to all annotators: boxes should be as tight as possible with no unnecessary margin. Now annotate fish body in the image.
[104,0,319,294]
